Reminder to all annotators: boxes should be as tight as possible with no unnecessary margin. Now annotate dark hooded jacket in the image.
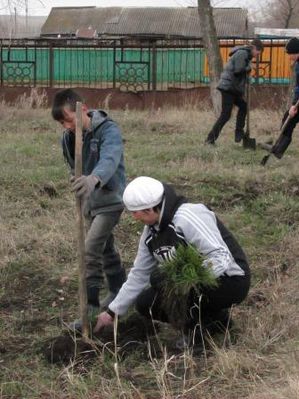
[217,46,253,96]
[62,109,126,216]
[292,60,299,105]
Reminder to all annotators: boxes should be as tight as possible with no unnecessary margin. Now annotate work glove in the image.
[71,175,100,198]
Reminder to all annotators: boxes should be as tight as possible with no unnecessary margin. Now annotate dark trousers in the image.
[135,271,250,332]
[85,211,126,307]
[272,110,299,158]
[206,91,247,143]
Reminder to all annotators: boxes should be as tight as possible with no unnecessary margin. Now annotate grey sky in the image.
[0,0,260,16]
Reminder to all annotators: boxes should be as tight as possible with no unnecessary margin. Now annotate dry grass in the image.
[0,95,298,399]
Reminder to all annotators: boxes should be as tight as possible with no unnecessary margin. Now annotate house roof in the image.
[0,15,47,38]
[255,27,299,38]
[41,6,248,39]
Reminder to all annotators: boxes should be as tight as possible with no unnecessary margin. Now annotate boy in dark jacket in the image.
[267,37,299,159]
[94,177,250,346]
[52,89,126,329]
[206,39,263,145]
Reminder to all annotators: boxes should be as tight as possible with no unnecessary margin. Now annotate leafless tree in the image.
[0,1,45,16]
[258,0,299,28]
[197,0,223,114]
[0,0,45,37]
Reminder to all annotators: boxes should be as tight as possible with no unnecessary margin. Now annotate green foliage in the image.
[160,244,218,298]
[159,244,218,328]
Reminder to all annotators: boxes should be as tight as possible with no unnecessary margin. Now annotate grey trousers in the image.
[85,210,125,306]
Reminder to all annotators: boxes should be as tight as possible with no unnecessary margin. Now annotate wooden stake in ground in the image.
[75,101,89,339]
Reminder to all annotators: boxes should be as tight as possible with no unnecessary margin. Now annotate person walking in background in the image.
[205,39,263,145]
[52,89,126,329]
[266,37,299,159]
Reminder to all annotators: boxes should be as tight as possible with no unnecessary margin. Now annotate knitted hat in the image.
[123,176,164,211]
[286,37,299,54]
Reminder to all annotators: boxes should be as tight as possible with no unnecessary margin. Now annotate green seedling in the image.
[160,244,218,328]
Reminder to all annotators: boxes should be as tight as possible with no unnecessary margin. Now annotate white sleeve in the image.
[174,205,234,278]
[109,228,157,315]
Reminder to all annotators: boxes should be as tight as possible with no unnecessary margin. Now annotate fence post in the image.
[255,54,260,85]
[33,44,37,87]
[0,40,2,87]
[152,40,157,91]
[49,43,54,88]
[113,43,116,89]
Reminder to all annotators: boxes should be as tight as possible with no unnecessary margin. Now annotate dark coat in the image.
[217,46,253,96]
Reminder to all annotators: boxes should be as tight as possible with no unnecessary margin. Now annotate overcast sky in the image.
[0,0,260,16]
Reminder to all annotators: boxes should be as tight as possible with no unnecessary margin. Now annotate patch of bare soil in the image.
[42,313,158,365]
[43,333,96,365]
[246,289,270,308]
[284,176,299,196]
[0,335,33,360]
[38,182,58,197]
[43,312,228,368]
[244,180,267,199]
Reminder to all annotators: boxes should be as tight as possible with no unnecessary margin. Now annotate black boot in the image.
[87,286,100,307]
[235,130,244,143]
[101,268,126,309]
[202,309,233,335]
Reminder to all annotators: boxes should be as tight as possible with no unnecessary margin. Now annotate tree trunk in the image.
[197,0,223,115]
[284,0,295,28]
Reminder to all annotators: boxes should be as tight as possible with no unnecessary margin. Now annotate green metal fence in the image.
[0,39,206,90]
[0,38,292,91]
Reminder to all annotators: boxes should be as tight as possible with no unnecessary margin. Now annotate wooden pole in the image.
[75,101,89,339]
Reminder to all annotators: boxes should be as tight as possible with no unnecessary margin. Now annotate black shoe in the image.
[235,131,244,143]
[203,309,233,336]
[204,318,234,336]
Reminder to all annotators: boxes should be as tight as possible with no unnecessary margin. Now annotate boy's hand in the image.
[94,311,114,333]
[289,105,298,118]
[71,175,100,198]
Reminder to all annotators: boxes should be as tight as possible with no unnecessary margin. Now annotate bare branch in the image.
[257,0,299,29]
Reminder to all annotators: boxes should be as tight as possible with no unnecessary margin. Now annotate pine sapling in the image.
[159,244,218,328]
